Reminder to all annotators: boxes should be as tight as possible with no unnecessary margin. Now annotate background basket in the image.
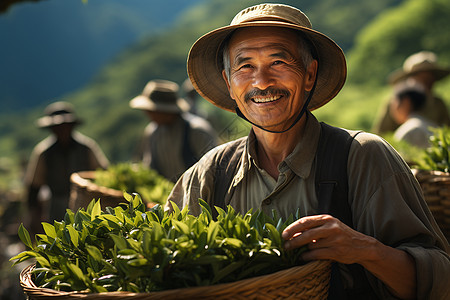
[20,260,331,300]
[69,171,126,211]
[412,169,450,242]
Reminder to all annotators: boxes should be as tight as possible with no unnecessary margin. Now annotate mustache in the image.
[244,87,290,102]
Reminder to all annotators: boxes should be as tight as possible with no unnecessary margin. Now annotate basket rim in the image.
[70,171,124,197]
[21,260,331,298]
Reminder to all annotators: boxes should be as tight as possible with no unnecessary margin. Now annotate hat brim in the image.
[130,95,190,114]
[37,115,81,128]
[187,21,347,112]
[388,66,450,85]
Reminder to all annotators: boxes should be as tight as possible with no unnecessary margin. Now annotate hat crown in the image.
[38,101,80,128]
[403,51,438,72]
[44,101,76,117]
[143,79,179,104]
[231,3,312,28]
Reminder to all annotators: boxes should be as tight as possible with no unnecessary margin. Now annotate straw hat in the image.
[37,101,81,128]
[187,3,347,112]
[129,79,190,113]
[388,51,450,84]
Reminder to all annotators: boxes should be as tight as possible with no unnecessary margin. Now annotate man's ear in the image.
[305,59,318,92]
[222,70,234,99]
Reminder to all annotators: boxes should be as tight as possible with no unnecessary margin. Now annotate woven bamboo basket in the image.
[20,260,331,300]
[69,171,126,212]
[412,169,450,241]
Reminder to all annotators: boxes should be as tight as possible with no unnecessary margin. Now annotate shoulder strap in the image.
[315,122,360,226]
[212,137,247,219]
[315,123,378,300]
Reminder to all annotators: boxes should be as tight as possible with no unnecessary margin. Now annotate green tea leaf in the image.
[18,223,33,249]
[264,223,281,246]
[212,261,245,284]
[42,223,57,239]
[86,245,103,262]
[110,234,128,251]
[67,226,79,248]
[221,237,243,248]
[91,200,102,221]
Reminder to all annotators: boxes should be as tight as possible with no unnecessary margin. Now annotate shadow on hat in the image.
[130,79,191,114]
[388,51,450,85]
[36,101,82,128]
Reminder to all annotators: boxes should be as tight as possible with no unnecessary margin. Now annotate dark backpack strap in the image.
[212,137,247,219]
[315,123,378,299]
[315,122,357,225]
[181,118,199,170]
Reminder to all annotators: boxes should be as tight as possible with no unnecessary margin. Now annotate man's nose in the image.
[252,67,275,90]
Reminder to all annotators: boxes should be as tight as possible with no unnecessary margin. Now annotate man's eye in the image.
[273,60,285,65]
[239,64,252,69]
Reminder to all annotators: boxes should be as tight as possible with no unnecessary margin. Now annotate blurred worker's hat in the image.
[37,101,82,128]
[388,51,450,84]
[130,79,190,114]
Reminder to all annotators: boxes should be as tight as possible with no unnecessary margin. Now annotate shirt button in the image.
[263,198,271,205]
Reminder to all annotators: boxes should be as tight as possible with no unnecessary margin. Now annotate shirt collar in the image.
[232,111,321,188]
[283,112,321,178]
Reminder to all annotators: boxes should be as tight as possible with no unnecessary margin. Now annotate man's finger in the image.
[282,214,334,240]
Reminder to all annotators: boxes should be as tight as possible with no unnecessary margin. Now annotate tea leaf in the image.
[91,200,102,221]
[67,226,79,248]
[18,223,33,249]
[42,223,57,239]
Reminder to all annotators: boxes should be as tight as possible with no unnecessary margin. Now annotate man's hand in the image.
[282,214,377,264]
[282,214,416,299]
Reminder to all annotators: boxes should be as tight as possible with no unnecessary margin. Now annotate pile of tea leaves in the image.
[414,126,450,173]
[11,194,307,293]
[93,163,173,205]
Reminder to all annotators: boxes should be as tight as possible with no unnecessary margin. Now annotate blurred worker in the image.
[130,79,218,182]
[372,51,450,134]
[24,101,109,235]
[390,81,437,148]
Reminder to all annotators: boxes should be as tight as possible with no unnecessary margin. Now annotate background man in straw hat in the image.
[372,51,450,135]
[24,101,109,236]
[166,3,449,299]
[130,79,218,182]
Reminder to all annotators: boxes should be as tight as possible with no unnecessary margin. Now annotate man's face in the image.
[222,26,317,131]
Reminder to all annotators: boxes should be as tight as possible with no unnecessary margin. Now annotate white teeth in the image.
[252,96,281,103]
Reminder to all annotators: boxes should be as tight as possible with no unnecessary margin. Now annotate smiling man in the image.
[166,3,449,299]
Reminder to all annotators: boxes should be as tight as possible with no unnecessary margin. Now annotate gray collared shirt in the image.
[167,111,449,299]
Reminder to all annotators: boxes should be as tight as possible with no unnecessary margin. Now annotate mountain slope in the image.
[1,0,407,165]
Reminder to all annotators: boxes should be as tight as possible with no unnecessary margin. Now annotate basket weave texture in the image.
[20,260,331,300]
[69,171,126,211]
[412,169,450,241]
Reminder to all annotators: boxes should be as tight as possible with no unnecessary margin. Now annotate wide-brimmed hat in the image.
[187,3,347,112]
[129,79,190,114]
[388,51,450,84]
[37,101,81,128]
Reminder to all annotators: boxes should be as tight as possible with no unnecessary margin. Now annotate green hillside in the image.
[2,0,450,192]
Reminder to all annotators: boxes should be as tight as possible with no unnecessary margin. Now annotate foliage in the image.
[413,126,450,172]
[348,0,450,85]
[11,194,307,293]
[93,163,173,205]
[3,0,450,195]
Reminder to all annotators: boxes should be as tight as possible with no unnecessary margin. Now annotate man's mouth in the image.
[252,95,282,103]
[245,88,289,104]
